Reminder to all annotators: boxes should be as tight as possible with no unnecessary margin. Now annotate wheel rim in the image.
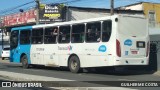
[22,56,28,67]
[71,59,78,70]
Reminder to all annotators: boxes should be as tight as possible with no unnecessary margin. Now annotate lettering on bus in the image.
[50,55,53,59]
[68,46,73,51]
[36,48,45,51]
[124,39,132,46]
[58,45,73,51]
[98,45,107,52]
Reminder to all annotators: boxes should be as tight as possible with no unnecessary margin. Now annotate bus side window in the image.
[20,30,31,45]
[32,28,43,44]
[10,31,19,49]
[102,20,112,42]
[71,24,85,43]
[58,25,70,43]
[44,27,57,44]
[86,22,101,42]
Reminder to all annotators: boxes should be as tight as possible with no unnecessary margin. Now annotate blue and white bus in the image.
[10,15,149,73]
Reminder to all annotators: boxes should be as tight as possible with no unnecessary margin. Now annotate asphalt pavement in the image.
[0,58,160,90]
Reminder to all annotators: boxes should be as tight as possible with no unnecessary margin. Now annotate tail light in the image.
[116,39,121,57]
[146,41,150,57]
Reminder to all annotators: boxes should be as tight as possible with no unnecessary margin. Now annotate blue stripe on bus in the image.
[10,26,32,64]
[11,26,32,31]
[20,45,31,64]
[10,45,31,64]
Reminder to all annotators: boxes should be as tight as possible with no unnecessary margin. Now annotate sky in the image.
[0,0,160,16]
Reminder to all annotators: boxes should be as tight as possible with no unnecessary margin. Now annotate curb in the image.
[154,71,160,76]
[0,71,72,81]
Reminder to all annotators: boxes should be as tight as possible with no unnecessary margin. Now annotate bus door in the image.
[10,30,20,62]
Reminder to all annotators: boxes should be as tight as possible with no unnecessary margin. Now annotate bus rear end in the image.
[115,16,149,66]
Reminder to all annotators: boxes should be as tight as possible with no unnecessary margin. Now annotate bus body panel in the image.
[44,44,59,66]
[73,43,108,67]
[30,45,44,65]
[58,42,112,67]
[30,44,59,66]
[19,45,31,64]
[57,44,72,66]
[115,16,149,66]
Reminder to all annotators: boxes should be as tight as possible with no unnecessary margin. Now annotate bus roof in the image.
[11,26,32,31]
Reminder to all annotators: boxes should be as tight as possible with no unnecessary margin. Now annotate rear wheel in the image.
[21,55,29,69]
[69,56,81,73]
[2,57,4,60]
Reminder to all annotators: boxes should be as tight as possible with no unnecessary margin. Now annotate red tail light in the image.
[146,41,150,57]
[116,39,121,57]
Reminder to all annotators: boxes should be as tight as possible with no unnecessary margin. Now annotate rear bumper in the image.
[114,57,149,66]
[1,54,10,58]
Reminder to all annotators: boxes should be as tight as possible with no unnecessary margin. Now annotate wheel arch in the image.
[20,53,27,63]
[67,54,80,67]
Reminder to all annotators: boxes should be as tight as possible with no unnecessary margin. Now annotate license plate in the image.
[131,51,137,54]
[137,41,145,48]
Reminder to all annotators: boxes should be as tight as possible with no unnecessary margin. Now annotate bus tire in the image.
[21,55,29,69]
[69,56,81,73]
[2,57,4,60]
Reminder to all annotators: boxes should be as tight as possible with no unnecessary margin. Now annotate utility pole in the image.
[35,0,40,24]
[2,28,3,49]
[110,0,114,15]
[0,17,3,49]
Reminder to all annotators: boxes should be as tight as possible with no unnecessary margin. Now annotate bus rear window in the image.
[119,17,147,36]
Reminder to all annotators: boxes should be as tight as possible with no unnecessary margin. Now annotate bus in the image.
[10,15,149,73]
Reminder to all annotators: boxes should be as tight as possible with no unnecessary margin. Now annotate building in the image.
[0,5,144,34]
[65,6,143,21]
[118,2,160,28]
